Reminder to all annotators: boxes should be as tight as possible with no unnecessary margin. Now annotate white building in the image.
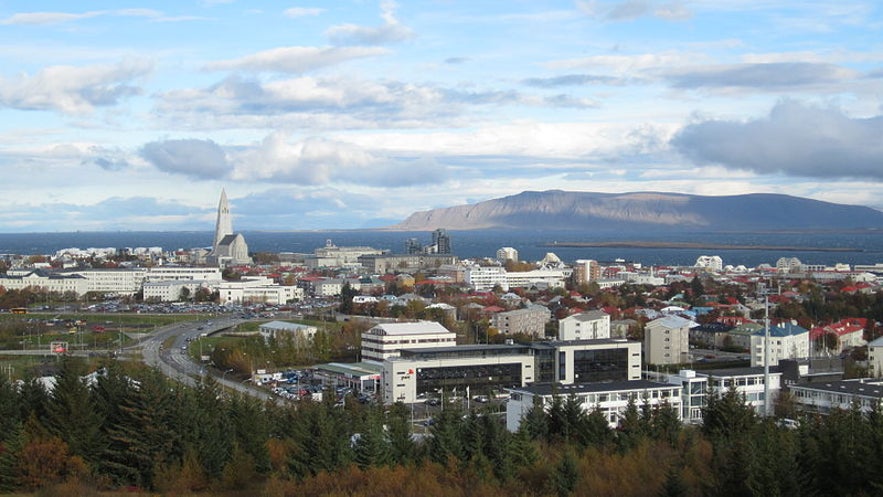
[506,268,570,290]
[496,247,519,263]
[506,380,682,431]
[361,321,457,362]
[146,266,222,282]
[644,315,695,366]
[749,321,810,367]
[66,268,149,296]
[217,277,303,305]
[791,379,883,415]
[558,310,611,341]
[694,255,723,272]
[259,320,317,343]
[142,280,215,302]
[491,305,551,336]
[0,270,89,296]
[465,265,508,292]
[868,336,883,378]
[305,239,383,269]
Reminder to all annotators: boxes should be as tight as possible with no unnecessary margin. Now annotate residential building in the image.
[867,336,883,378]
[749,321,810,367]
[217,277,302,305]
[505,268,570,290]
[573,259,600,284]
[361,321,457,362]
[492,305,551,336]
[496,247,519,263]
[644,315,694,365]
[809,318,867,355]
[558,310,611,341]
[143,280,214,302]
[431,229,452,254]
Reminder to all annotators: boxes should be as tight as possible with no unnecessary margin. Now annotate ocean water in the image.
[0,229,881,268]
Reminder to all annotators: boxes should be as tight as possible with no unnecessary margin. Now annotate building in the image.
[431,229,452,254]
[259,320,318,343]
[644,315,694,365]
[506,380,683,431]
[749,321,810,367]
[809,318,867,355]
[558,310,610,341]
[358,254,458,274]
[305,239,383,269]
[491,305,551,336]
[66,268,149,296]
[496,247,519,263]
[506,268,570,290]
[573,259,600,284]
[791,379,883,415]
[314,362,384,395]
[146,266,223,282]
[381,338,642,404]
[217,277,303,305]
[0,270,89,296]
[694,255,723,272]
[465,265,508,292]
[207,189,251,267]
[867,336,883,378]
[360,321,457,362]
[142,280,215,302]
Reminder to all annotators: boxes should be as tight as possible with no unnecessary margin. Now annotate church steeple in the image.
[213,188,233,251]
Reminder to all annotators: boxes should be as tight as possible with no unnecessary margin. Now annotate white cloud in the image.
[204,46,387,73]
[284,7,324,18]
[326,0,414,45]
[140,138,232,180]
[0,59,152,114]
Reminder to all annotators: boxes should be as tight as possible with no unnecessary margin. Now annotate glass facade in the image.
[572,348,629,383]
[415,363,522,395]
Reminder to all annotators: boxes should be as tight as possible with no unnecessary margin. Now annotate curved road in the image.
[139,317,275,401]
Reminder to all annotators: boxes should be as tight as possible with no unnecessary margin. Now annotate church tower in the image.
[208,188,250,267]
[213,188,233,252]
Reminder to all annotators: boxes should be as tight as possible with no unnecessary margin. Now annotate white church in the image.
[206,189,252,267]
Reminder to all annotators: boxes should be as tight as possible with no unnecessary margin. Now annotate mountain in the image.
[389,191,883,232]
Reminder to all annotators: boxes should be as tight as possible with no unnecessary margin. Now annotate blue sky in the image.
[0,0,881,232]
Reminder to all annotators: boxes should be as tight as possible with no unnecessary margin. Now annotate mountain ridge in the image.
[387,190,883,232]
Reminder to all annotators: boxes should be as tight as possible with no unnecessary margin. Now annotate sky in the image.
[1,0,882,232]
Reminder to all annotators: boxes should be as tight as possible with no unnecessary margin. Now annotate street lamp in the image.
[222,368,234,383]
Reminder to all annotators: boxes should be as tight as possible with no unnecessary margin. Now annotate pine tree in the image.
[45,357,106,466]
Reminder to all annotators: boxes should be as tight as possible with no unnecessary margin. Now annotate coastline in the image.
[544,241,861,253]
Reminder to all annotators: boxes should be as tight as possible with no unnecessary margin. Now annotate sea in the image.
[0,229,881,268]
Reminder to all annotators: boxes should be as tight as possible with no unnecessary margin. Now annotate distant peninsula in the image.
[544,240,860,253]
[389,190,883,233]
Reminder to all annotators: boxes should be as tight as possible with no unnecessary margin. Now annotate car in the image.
[472,395,489,403]
[425,398,441,406]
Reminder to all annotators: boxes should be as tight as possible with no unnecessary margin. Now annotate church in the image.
[207,189,252,267]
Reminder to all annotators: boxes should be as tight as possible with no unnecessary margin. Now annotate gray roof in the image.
[790,379,883,399]
[510,380,676,396]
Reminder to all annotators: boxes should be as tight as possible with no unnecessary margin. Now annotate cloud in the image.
[85,146,130,171]
[204,46,387,73]
[230,132,449,187]
[664,62,856,90]
[326,0,414,45]
[576,0,691,22]
[671,100,883,180]
[140,139,232,179]
[0,9,198,25]
[522,74,631,87]
[0,59,152,114]
[284,7,324,18]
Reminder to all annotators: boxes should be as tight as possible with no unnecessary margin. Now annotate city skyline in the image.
[0,1,882,232]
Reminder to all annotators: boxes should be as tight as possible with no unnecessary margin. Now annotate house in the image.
[809,318,867,355]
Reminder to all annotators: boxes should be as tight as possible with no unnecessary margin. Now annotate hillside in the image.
[389,190,883,232]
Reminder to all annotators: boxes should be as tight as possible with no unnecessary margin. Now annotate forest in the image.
[1,358,883,497]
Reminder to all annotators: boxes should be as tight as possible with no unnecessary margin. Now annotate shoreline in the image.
[543,241,860,253]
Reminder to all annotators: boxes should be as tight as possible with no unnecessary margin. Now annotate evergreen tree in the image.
[428,407,465,464]
[520,394,549,441]
[551,449,579,497]
[658,466,688,497]
[353,408,391,469]
[45,357,106,466]
[385,402,416,465]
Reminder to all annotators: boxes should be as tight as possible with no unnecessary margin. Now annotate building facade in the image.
[644,315,694,365]
[491,305,551,336]
[360,321,457,362]
[558,310,611,341]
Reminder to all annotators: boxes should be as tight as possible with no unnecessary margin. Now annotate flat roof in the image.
[791,379,883,398]
[510,380,677,396]
[316,361,383,377]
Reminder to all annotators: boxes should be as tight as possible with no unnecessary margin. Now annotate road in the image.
[139,317,275,401]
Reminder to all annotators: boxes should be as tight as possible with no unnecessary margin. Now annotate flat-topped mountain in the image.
[389,191,883,232]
